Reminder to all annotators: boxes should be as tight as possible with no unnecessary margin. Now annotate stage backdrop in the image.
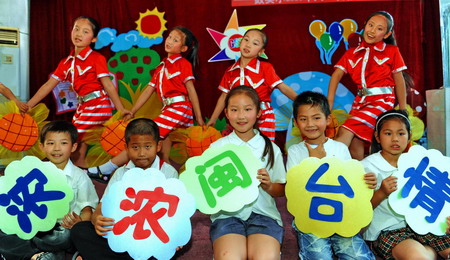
[29,0,441,123]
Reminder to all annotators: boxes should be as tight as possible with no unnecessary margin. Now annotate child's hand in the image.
[380,176,398,197]
[257,168,273,191]
[196,117,205,126]
[122,112,134,122]
[92,214,115,236]
[61,211,82,229]
[364,173,377,189]
[306,142,326,159]
[15,100,29,114]
[121,109,133,121]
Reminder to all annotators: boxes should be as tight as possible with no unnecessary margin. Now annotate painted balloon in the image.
[329,22,344,42]
[340,19,357,41]
[309,20,327,40]
[320,33,334,51]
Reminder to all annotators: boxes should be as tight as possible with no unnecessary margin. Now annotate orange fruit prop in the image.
[100,120,129,156]
[185,126,222,157]
[0,113,38,151]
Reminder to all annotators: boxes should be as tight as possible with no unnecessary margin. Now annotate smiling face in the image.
[225,93,261,142]
[40,132,77,170]
[71,18,97,52]
[376,118,410,158]
[126,134,161,169]
[165,29,188,56]
[363,14,392,45]
[294,104,330,145]
[239,30,265,60]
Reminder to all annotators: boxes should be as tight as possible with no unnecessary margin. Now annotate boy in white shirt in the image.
[0,120,98,260]
[286,91,376,260]
[70,118,177,259]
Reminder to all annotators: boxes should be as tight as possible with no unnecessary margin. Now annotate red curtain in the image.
[30,0,441,121]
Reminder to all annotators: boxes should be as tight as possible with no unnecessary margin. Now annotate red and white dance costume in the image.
[52,46,113,140]
[335,40,407,142]
[148,54,195,139]
[219,58,283,141]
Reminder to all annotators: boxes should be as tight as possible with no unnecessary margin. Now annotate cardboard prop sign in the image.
[102,168,195,260]
[0,156,73,240]
[180,144,260,214]
[286,157,373,238]
[389,145,450,236]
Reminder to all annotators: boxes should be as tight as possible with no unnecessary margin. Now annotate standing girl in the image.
[328,11,407,160]
[206,29,297,142]
[87,26,204,180]
[25,16,130,167]
[209,85,286,259]
[362,110,450,259]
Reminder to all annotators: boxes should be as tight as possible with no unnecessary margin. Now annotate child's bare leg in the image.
[438,247,450,259]
[213,234,246,260]
[247,234,281,260]
[349,137,365,160]
[72,142,88,168]
[392,239,437,260]
[335,128,354,147]
[161,138,172,163]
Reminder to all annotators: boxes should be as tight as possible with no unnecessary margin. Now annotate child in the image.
[70,118,178,259]
[327,11,407,160]
[206,29,297,142]
[87,26,204,181]
[362,109,450,259]
[0,82,28,111]
[0,120,98,260]
[25,16,130,167]
[286,91,376,259]
[209,85,286,259]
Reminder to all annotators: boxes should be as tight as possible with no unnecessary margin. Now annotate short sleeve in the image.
[94,54,110,78]
[179,59,195,83]
[391,47,407,73]
[218,70,231,93]
[334,49,352,74]
[261,62,282,89]
[51,59,68,82]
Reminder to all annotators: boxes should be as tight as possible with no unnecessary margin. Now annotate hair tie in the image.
[375,112,410,131]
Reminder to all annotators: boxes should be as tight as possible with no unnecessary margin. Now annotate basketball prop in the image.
[180,144,259,214]
[0,156,73,240]
[389,145,450,236]
[286,157,373,238]
[102,168,195,260]
[0,102,48,166]
[185,126,222,157]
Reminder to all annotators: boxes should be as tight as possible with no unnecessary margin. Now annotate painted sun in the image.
[135,8,167,40]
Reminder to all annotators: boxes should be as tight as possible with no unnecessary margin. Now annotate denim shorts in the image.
[210,212,284,244]
[293,223,375,260]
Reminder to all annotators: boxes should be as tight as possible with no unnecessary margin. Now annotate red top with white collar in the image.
[148,54,195,101]
[335,41,407,89]
[51,46,110,96]
[218,58,283,102]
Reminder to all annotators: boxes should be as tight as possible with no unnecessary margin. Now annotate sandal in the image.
[83,166,110,184]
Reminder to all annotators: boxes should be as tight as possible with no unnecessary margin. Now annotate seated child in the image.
[286,91,376,260]
[70,118,178,259]
[209,86,286,259]
[0,120,98,260]
[362,110,450,260]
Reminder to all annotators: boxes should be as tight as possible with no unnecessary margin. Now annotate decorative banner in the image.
[389,145,450,236]
[95,8,166,52]
[232,0,401,6]
[286,157,373,238]
[102,168,195,260]
[0,156,73,240]
[309,19,358,64]
[180,144,260,214]
[207,9,266,62]
[51,81,77,114]
[0,102,48,166]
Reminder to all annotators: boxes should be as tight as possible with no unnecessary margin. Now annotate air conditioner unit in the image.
[0,27,19,47]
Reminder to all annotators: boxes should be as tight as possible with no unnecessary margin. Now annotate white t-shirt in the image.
[362,152,406,241]
[286,138,351,170]
[209,130,286,226]
[103,155,178,200]
[63,160,99,214]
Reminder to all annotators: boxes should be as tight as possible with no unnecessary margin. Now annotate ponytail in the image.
[260,130,275,169]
